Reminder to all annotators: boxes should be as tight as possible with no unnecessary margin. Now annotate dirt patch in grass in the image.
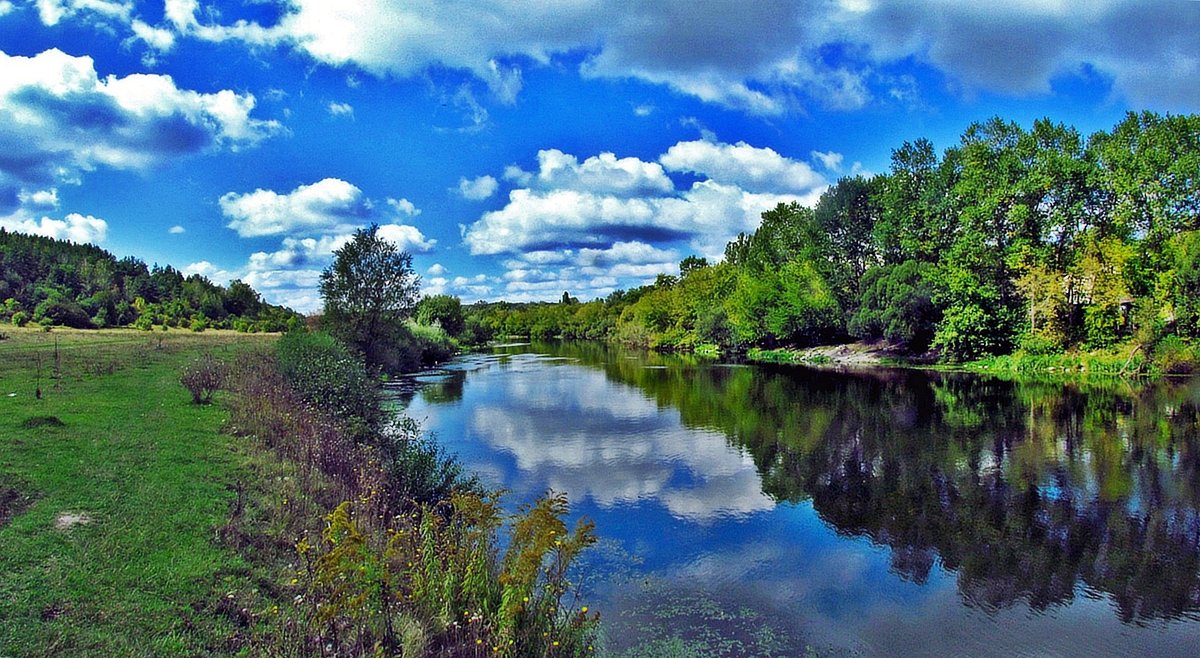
[20,415,65,429]
[0,478,37,529]
[54,512,92,531]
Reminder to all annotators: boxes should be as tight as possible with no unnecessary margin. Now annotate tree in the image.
[416,294,465,336]
[320,225,420,370]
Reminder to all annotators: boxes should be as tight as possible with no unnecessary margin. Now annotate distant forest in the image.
[0,230,300,332]
[466,111,1200,362]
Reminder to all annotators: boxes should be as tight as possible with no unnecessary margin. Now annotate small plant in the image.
[180,353,229,404]
[11,311,28,327]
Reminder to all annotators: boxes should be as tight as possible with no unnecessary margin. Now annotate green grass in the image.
[0,327,276,657]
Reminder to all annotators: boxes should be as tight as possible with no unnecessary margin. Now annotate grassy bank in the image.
[0,327,277,656]
[1,326,598,657]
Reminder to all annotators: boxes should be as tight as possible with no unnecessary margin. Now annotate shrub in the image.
[275,330,382,435]
[11,311,28,327]
[189,317,208,332]
[1153,335,1198,374]
[1018,332,1060,356]
[383,417,479,506]
[180,353,229,404]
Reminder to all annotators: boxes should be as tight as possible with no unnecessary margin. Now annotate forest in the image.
[466,111,1200,366]
[0,229,301,332]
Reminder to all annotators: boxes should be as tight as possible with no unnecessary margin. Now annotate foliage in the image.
[416,294,466,337]
[849,260,940,350]
[320,225,421,372]
[0,229,300,332]
[274,330,382,436]
[458,112,1200,369]
[179,352,230,404]
[222,329,596,657]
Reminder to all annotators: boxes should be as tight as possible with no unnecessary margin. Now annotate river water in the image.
[395,341,1200,657]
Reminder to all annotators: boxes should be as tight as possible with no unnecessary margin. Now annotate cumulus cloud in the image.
[168,224,185,234]
[218,178,434,311]
[811,150,845,173]
[660,140,826,193]
[517,149,675,196]
[387,197,421,216]
[220,178,369,237]
[0,1,15,17]
[327,101,353,117]
[377,223,436,252]
[464,140,825,261]
[0,211,108,244]
[456,174,498,201]
[182,260,237,284]
[0,48,279,199]
[18,188,59,210]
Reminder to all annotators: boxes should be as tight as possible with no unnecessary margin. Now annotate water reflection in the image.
[401,341,1200,655]
[437,352,774,522]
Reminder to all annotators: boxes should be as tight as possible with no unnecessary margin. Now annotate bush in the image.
[180,353,229,404]
[11,311,29,327]
[383,417,480,506]
[189,317,208,332]
[33,296,93,329]
[275,330,382,435]
[1153,335,1198,374]
[1018,333,1060,356]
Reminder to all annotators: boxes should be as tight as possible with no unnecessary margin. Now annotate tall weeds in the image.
[221,335,597,657]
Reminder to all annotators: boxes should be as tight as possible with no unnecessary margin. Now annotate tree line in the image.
[0,229,300,332]
[465,111,1200,364]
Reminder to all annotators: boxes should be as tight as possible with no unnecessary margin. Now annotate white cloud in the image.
[426,263,448,276]
[519,149,675,196]
[168,224,185,234]
[464,140,823,262]
[36,0,130,27]
[220,178,369,237]
[328,101,353,117]
[130,20,176,52]
[0,48,279,196]
[18,189,59,210]
[0,211,107,244]
[811,150,845,173]
[387,197,421,217]
[660,140,827,193]
[0,1,14,17]
[152,1,1200,113]
[182,260,237,285]
[456,174,498,201]
[377,223,436,252]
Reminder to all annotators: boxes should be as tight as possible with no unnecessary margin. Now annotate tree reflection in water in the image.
[525,341,1200,624]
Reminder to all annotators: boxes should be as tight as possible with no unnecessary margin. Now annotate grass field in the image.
[0,327,277,657]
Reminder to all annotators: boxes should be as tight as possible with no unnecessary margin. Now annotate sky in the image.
[1,1,1198,312]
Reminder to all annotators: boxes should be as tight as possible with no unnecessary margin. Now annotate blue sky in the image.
[1,1,1198,311]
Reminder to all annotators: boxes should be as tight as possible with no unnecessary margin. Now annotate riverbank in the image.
[1,326,598,657]
[743,338,1199,378]
[747,341,913,367]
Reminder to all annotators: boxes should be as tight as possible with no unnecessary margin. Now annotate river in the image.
[394,341,1200,657]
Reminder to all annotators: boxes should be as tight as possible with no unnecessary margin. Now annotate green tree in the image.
[416,294,466,337]
[320,225,421,371]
